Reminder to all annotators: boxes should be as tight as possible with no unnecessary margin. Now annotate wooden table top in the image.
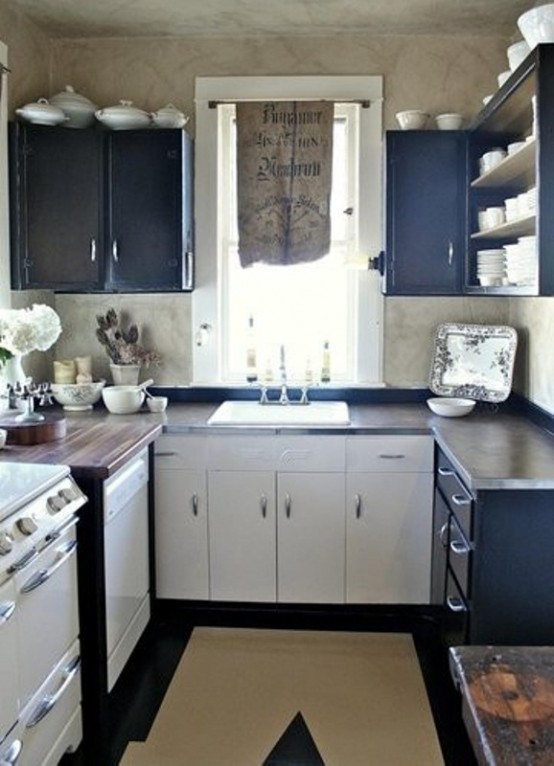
[450,646,554,766]
[0,408,162,479]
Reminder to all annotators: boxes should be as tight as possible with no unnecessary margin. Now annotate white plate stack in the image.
[476,248,506,286]
[504,235,537,286]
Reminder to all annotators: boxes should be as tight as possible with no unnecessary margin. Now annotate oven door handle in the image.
[0,601,16,626]
[25,656,81,729]
[0,739,22,764]
[20,539,77,594]
[7,547,39,575]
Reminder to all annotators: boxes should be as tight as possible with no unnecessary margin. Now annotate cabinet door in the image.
[277,473,345,604]
[384,130,466,295]
[346,472,433,603]
[155,469,209,599]
[9,124,102,290]
[208,471,276,602]
[106,129,188,291]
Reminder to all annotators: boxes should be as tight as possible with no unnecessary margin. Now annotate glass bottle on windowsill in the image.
[246,315,258,383]
[320,340,331,383]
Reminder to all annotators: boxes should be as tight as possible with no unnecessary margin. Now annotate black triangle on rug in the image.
[263,711,325,765]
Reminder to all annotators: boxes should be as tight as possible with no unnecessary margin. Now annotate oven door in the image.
[14,523,79,708]
[0,578,19,742]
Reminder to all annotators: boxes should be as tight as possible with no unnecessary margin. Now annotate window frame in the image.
[193,75,384,385]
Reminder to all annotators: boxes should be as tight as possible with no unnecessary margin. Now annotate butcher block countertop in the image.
[450,646,554,765]
[0,410,162,479]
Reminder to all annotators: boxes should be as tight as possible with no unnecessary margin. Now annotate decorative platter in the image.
[429,323,518,402]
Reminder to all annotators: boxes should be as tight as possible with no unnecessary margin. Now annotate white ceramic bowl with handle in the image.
[427,397,476,418]
[102,385,145,414]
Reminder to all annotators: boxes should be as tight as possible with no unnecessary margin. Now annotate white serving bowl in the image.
[507,40,531,71]
[518,4,554,50]
[102,385,145,414]
[395,110,429,130]
[146,396,168,413]
[427,397,476,418]
[51,380,106,411]
[49,85,98,128]
[435,113,463,130]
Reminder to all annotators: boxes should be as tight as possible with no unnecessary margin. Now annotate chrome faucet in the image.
[278,345,289,404]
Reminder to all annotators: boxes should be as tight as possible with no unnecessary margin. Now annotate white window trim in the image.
[193,75,384,385]
[0,41,10,310]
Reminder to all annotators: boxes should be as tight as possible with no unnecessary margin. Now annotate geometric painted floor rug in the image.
[120,627,443,765]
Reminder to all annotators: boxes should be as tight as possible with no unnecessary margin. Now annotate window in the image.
[194,76,384,385]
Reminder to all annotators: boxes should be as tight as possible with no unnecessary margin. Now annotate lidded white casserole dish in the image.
[95,100,151,130]
[15,98,67,126]
[49,85,98,128]
[151,103,188,129]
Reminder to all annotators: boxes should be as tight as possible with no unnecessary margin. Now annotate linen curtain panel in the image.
[236,101,334,268]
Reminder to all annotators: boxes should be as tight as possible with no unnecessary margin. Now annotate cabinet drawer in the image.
[436,451,473,539]
[448,516,471,597]
[154,435,208,470]
[208,435,279,471]
[275,436,345,472]
[346,436,433,472]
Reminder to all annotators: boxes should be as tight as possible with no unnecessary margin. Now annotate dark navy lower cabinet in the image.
[380,130,467,295]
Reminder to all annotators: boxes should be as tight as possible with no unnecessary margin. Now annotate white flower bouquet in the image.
[0,304,62,364]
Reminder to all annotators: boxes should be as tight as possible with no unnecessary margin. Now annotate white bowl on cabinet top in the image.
[95,100,151,130]
[15,98,67,126]
[49,85,98,128]
[151,104,188,129]
[395,110,429,130]
[518,3,554,50]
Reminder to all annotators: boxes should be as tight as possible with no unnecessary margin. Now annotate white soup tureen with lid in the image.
[49,85,98,128]
[95,100,151,130]
[151,103,188,129]
[15,98,67,126]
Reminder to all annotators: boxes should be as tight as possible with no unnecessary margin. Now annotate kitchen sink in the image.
[207,400,350,426]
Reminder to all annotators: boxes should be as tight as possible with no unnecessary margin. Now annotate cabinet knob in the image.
[354,493,362,519]
[452,493,471,506]
[439,522,449,548]
[446,595,466,613]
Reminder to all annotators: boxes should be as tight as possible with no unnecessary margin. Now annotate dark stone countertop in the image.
[1,401,553,490]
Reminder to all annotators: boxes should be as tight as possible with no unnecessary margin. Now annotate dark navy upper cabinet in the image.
[381,130,467,295]
[9,124,194,293]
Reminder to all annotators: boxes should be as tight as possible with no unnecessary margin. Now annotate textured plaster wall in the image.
[44,33,512,387]
[509,298,554,414]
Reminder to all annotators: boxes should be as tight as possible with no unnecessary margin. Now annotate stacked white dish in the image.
[476,248,506,286]
[504,236,537,286]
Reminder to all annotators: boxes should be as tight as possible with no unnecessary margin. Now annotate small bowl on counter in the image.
[51,380,106,411]
[146,396,168,413]
[427,397,476,418]
[102,385,145,414]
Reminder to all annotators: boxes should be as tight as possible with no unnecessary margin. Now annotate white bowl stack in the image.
[476,248,506,286]
[504,236,537,286]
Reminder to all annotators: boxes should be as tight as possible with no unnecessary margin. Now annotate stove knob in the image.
[0,530,14,555]
[59,487,78,503]
[16,516,38,536]
[47,495,65,514]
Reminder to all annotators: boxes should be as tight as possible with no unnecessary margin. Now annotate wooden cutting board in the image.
[0,411,66,445]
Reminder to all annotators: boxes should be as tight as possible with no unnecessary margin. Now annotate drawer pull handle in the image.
[438,466,454,476]
[155,451,179,458]
[378,454,405,460]
[26,656,81,728]
[450,539,470,556]
[191,493,199,516]
[260,493,267,518]
[452,493,471,506]
[354,493,362,519]
[0,601,16,626]
[446,595,466,613]
[90,237,97,262]
[284,493,291,519]
[20,539,77,594]
[1,739,22,764]
[439,522,449,548]
[112,239,119,262]
[448,240,454,266]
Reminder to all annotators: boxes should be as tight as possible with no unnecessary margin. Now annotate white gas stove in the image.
[0,462,86,586]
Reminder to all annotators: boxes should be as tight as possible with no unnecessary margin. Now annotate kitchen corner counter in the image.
[0,409,162,479]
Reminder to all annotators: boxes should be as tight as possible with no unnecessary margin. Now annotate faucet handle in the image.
[300,385,310,405]
[259,385,269,405]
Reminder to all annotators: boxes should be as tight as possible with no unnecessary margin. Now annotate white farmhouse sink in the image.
[207,400,350,426]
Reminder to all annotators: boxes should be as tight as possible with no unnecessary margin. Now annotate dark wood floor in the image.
[62,605,477,766]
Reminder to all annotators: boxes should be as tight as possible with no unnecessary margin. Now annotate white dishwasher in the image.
[103,449,150,691]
